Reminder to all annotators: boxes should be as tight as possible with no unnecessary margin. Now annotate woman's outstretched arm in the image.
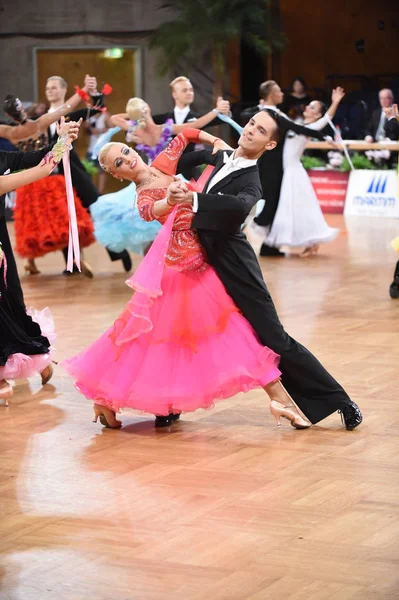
[0,118,81,195]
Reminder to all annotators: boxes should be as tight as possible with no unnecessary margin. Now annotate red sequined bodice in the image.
[137,188,206,271]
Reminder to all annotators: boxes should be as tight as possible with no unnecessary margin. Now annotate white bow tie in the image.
[223,151,239,169]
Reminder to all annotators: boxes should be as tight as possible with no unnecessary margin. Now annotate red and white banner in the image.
[308,170,349,214]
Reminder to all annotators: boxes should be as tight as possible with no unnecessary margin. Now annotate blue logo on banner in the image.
[367,175,388,194]
[351,172,396,210]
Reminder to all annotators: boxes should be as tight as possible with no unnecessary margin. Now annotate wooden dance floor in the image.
[1,215,398,600]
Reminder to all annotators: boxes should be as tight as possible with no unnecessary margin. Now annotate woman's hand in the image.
[212,138,234,154]
[383,104,399,121]
[331,87,345,104]
[82,74,98,94]
[166,180,190,206]
[56,116,83,145]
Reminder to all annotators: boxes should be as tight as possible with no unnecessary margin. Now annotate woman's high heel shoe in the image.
[41,364,54,385]
[93,404,122,429]
[270,400,311,429]
[24,259,40,275]
[299,244,319,258]
[0,381,13,407]
[81,260,94,279]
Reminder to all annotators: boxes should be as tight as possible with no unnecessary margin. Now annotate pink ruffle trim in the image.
[0,307,56,380]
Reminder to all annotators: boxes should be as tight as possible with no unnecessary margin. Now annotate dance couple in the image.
[243,81,342,257]
[257,88,345,255]
[0,118,82,405]
[90,95,231,257]
[63,111,362,431]
[1,76,98,277]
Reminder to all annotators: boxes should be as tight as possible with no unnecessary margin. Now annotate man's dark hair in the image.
[259,80,278,101]
[264,108,281,143]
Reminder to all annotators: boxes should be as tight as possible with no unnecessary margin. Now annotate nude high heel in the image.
[80,250,94,279]
[0,381,13,407]
[24,259,40,275]
[299,244,319,258]
[93,404,122,429]
[40,364,54,385]
[270,400,311,429]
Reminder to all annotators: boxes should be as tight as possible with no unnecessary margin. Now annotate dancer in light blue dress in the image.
[90,181,161,255]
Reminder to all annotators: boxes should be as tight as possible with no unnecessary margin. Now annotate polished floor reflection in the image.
[1,215,398,600]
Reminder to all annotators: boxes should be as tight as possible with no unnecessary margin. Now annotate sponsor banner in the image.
[344,170,399,218]
[308,170,349,214]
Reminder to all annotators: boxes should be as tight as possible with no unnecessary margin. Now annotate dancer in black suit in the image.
[241,81,327,257]
[364,89,399,142]
[153,76,227,179]
[169,110,362,430]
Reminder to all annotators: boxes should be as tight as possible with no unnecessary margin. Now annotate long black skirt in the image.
[0,216,51,367]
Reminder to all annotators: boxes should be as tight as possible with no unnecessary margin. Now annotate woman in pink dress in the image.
[62,129,311,430]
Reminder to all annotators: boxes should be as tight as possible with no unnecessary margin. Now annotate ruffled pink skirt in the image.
[62,265,281,415]
[0,308,55,380]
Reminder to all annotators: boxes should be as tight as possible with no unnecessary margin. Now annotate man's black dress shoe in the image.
[259,244,285,257]
[390,261,399,298]
[390,280,399,299]
[339,401,363,430]
[154,413,181,428]
[62,264,80,275]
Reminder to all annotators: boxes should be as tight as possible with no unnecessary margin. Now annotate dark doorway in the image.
[240,40,266,108]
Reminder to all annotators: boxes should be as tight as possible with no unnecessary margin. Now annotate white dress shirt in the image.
[47,106,59,138]
[366,109,396,141]
[375,110,387,140]
[174,105,191,125]
[192,151,257,212]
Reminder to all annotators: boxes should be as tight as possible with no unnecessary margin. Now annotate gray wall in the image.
[0,0,215,118]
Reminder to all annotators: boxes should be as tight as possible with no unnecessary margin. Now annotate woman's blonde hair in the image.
[98,142,116,172]
[126,97,147,125]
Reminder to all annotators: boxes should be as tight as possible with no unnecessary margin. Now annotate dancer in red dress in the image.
[1,75,98,275]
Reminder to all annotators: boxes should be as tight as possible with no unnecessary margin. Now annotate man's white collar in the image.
[223,151,256,167]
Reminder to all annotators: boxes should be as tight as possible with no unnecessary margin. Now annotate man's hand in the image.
[167,180,193,206]
[383,104,399,120]
[56,116,83,144]
[83,74,98,94]
[216,97,231,115]
[331,87,345,104]
[364,135,374,143]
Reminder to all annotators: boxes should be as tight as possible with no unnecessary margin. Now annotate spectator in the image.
[364,89,398,141]
[282,77,312,121]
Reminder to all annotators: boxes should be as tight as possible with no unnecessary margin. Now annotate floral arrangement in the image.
[302,150,396,171]
[339,152,388,172]
[365,149,391,165]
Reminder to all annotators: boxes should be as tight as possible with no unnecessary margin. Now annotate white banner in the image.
[344,170,399,218]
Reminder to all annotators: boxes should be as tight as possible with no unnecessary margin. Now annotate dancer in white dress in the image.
[262,88,345,256]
